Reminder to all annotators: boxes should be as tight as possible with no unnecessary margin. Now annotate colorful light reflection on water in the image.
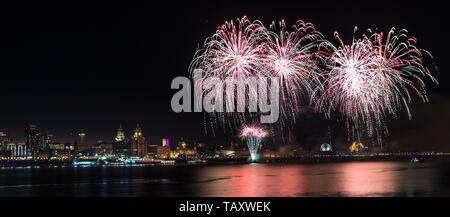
[0,162,448,196]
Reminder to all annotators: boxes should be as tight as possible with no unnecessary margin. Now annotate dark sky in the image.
[0,1,448,148]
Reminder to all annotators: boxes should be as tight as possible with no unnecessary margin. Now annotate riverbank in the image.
[2,153,450,167]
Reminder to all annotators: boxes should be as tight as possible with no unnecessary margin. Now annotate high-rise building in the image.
[41,134,54,150]
[25,125,41,151]
[115,125,125,142]
[112,125,129,156]
[130,124,147,157]
[0,128,13,151]
[78,130,86,152]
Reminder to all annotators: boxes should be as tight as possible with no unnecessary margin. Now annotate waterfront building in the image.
[170,138,196,158]
[50,143,66,150]
[162,138,169,147]
[0,150,13,159]
[41,134,55,150]
[6,142,28,157]
[51,149,71,160]
[113,125,130,155]
[156,145,170,159]
[25,124,41,151]
[77,130,86,152]
[0,128,14,151]
[146,144,158,158]
[115,125,125,142]
[91,141,113,155]
[36,150,52,160]
[178,138,186,149]
[130,124,147,157]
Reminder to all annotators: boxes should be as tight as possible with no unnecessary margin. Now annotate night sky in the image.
[0,1,449,149]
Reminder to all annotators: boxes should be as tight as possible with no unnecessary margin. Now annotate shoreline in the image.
[1,154,450,168]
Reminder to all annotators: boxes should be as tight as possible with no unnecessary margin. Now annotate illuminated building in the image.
[0,128,13,151]
[6,142,28,157]
[170,138,197,158]
[41,134,54,150]
[64,142,76,151]
[113,125,129,156]
[155,138,171,158]
[51,149,71,160]
[78,130,86,151]
[25,124,41,152]
[0,150,13,159]
[91,141,113,155]
[170,148,196,158]
[146,144,158,158]
[162,138,169,147]
[130,124,147,157]
[156,145,170,159]
[178,138,187,149]
[350,142,365,152]
[50,143,66,150]
[320,143,332,152]
[115,125,125,142]
[36,150,52,160]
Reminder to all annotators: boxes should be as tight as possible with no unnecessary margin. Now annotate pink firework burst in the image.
[263,19,324,126]
[189,16,270,133]
[317,27,437,141]
[240,125,269,138]
[190,16,268,80]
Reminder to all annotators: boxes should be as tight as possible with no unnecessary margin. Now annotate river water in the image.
[1,161,449,196]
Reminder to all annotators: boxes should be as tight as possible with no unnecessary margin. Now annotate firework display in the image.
[240,126,269,160]
[189,16,269,132]
[190,16,325,134]
[190,16,437,144]
[317,27,437,141]
[263,19,324,129]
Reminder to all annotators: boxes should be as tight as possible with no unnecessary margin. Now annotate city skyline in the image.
[0,123,193,147]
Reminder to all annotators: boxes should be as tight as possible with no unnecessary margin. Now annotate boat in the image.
[411,157,425,163]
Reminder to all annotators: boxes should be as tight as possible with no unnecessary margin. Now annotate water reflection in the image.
[334,162,399,196]
[0,162,449,196]
[194,162,450,197]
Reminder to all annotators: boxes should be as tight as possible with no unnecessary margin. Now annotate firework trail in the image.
[263,19,325,131]
[190,16,267,80]
[240,125,269,161]
[189,17,326,137]
[189,16,270,134]
[317,27,437,142]
[189,16,437,145]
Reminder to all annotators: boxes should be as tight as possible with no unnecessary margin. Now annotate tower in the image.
[25,124,41,150]
[115,125,125,142]
[131,124,146,157]
[78,130,86,151]
[134,124,142,139]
